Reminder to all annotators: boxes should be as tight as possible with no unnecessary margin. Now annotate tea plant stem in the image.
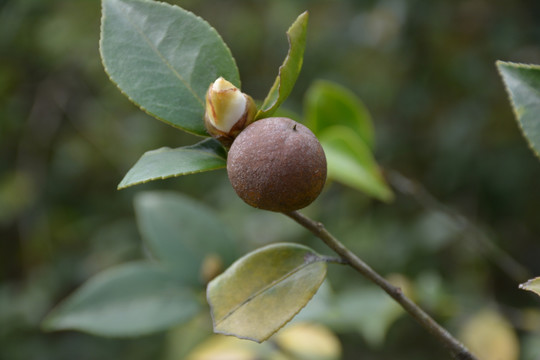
[385,169,530,282]
[286,210,478,360]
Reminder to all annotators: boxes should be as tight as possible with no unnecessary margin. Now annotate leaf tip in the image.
[40,306,69,334]
[40,315,55,332]
[380,188,395,203]
[519,277,540,296]
[519,279,533,291]
[495,60,516,74]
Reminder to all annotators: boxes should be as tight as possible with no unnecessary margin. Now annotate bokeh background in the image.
[2,0,540,359]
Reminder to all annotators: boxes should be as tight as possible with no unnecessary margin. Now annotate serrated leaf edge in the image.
[255,11,308,120]
[117,147,226,190]
[496,60,540,160]
[100,0,240,137]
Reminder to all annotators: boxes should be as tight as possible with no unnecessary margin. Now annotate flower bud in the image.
[204,77,257,147]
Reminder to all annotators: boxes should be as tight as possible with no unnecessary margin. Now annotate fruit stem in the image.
[285,210,478,360]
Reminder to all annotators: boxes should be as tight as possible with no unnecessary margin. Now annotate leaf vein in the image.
[121,4,204,108]
[215,259,318,325]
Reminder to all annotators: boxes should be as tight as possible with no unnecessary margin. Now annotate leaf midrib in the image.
[117,0,204,108]
[215,258,320,325]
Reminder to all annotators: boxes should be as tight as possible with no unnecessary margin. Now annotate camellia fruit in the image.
[227,117,327,212]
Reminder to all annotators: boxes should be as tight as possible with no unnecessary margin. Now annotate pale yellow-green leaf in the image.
[520,277,540,298]
[460,309,519,360]
[207,243,327,342]
[274,323,341,360]
[520,308,540,332]
[185,336,264,360]
[185,323,340,360]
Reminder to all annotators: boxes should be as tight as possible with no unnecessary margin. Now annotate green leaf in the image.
[319,126,393,202]
[305,80,375,149]
[255,11,308,120]
[42,262,199,337]
[336,287,403,347]
[100,0,239,136]
[497,61,540,159]
[207,243,327,343]
[118,138,226,190]
[520,277,540,298]
[135,191,238,285]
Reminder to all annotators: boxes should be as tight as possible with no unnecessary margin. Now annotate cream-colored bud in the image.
[207,78,246,132]
[204,77,256,148]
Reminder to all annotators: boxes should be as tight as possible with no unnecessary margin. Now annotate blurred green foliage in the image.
[2,0,540,359]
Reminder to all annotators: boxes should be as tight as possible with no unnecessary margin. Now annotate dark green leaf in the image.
[100,0,239,135]
[320,126,393,202]
[497,61,540,159]
[207,243,327,342]
[305,80,375,149]
[255,12,308,120]
[135,191,237,285]
[42,262,199,337]
[118,138,226,190]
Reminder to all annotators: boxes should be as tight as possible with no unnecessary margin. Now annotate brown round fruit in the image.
[227,117,327,212]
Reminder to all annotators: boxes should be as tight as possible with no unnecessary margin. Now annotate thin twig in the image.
[285,210,478,360]
[385,169,530,282]
[319,255,349,265]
